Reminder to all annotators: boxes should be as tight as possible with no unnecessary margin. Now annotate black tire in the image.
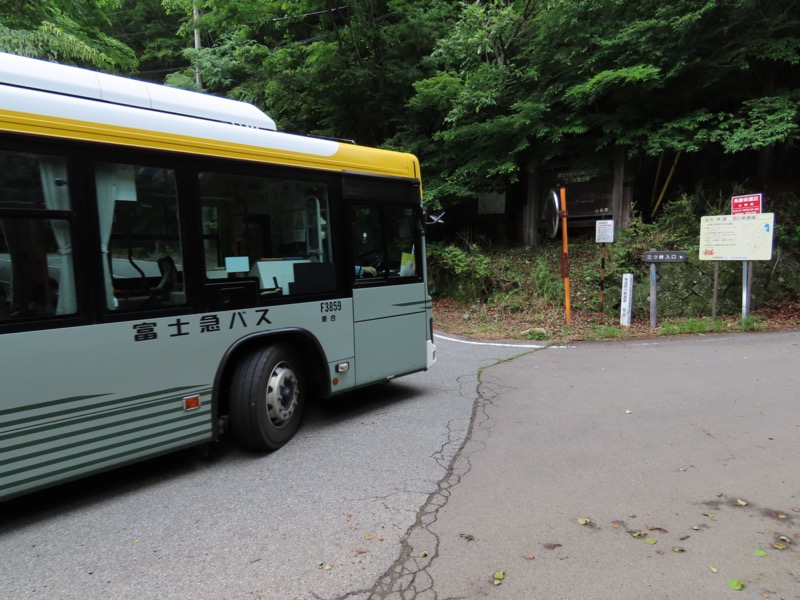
[229,344,305,451]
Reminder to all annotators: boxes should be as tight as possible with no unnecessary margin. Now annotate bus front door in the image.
[352,283,429,386]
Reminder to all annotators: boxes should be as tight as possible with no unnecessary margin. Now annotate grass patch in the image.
[740,315,764,331]
[584,325,628,340]
[658,318,726,336]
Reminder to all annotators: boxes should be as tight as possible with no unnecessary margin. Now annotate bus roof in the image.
[0,53,419,179]
[0,52,277,131]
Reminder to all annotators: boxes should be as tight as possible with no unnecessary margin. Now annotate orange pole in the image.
[559,187,571,327]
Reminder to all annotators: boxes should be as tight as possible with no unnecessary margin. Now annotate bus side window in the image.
[95,163,185,311]
[198,172,335,297]
[0,150,77,321]
[386,206,419,278]
[351,204,421,281]
[352,205,384,279]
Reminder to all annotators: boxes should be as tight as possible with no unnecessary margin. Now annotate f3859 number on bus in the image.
[320,301,342,313]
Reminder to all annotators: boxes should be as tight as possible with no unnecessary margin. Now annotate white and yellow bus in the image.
[0,53,436,501]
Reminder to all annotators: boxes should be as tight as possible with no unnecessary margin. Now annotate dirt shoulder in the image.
[433,297,800,343]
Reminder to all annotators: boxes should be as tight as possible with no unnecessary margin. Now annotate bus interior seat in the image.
[154,256,177,291]
[151,255,184,304]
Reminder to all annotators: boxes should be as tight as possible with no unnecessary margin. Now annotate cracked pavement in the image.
[366,331,800,600]
[2,332,798,599]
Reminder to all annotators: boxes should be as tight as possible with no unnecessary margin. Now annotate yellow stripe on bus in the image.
[0,109,416,179]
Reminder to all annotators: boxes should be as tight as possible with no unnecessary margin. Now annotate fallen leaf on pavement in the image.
[727,578,744,590]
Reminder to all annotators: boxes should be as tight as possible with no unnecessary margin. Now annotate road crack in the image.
[363,353,528,600]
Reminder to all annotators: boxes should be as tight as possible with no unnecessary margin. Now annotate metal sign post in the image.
[742,261,751,319]
[640,250,689,328]
[559,187,571,327]
[595,220,614,320]
[650,261,657,329]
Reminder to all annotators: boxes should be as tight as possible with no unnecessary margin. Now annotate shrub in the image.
[427,242,492,301]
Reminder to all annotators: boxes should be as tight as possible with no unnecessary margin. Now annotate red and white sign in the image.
[731,193,762,215]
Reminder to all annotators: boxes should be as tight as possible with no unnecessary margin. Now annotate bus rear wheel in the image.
[229,344,305,451]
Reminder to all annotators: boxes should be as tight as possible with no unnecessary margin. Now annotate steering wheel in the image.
[357,249,384,270]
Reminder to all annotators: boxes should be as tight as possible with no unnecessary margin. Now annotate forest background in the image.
[2,0,799,340]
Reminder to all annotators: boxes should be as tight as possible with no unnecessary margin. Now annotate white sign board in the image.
[595,219,615,243]
[620,273,633,328]
[699,213,775,261]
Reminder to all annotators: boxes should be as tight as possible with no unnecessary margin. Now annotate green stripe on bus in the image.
[0,430,211,498]
[0,385,207,416]
[0,406,211,462]
[0,422,212,483]
[0,386,212,429]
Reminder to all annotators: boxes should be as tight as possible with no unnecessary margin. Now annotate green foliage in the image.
[158,0,458,146]
[397,0,800,205]
[426,241,492,301]
[565,65,662,107]
[531,254,564,306]
[0,0,137,71]
[714,95,800,153]
[114,0,184,82]
[8,0,798,207]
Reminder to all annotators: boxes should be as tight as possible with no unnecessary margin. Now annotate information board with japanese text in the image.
[595,219,615,243]
[699,213,775,261]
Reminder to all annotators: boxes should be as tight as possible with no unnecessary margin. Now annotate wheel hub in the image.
[266,363,298,427]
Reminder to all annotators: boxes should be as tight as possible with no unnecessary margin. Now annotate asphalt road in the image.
[416,331,800,600]
[2,331,798,600]
[0,333,534,600]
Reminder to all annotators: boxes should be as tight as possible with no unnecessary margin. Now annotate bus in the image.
[0,53,436,501]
